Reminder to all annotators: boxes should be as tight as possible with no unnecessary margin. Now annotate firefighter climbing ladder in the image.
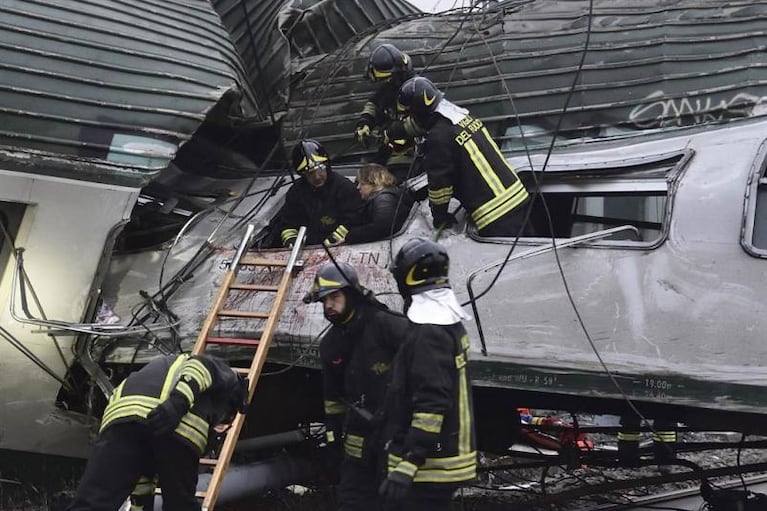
[190,224,306,511]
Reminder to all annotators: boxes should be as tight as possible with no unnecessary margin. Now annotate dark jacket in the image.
[99,354,240,455]
[320,302,409,460]
[383,322,477,484]
[278,170,363,246]
[424,112,529,233]
[345,187,414,244]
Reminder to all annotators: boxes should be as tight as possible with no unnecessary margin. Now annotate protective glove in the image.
[354,123,373,148]
[145,391,189,436]
[378,468,414,502]
[382,121,411,153]
[432,211,457,230]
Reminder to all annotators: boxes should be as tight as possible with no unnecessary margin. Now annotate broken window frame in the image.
[468,149,693,249]
[741,139,767,258]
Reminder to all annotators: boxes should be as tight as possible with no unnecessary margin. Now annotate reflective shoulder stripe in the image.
[618,432,641,441]
[483,127,521,177]
[160,355,188,400]
[464,138,505,196]
[179,358,213,391]
[344,434,365,459]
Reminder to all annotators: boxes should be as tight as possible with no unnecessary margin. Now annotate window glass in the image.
[472,150,689,247]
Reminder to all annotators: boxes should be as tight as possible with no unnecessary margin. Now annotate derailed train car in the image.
[3,0,767,471]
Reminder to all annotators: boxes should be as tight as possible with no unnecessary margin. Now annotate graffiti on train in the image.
[629,90,767,129]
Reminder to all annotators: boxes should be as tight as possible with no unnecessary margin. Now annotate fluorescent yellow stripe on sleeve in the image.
[412,412,444,433]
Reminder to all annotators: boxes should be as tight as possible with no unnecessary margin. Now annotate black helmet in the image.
[291,139,330,175]
[397,76,443,128]
[304,261,360,303]
[367,44,414,86]
[391,237,450,298]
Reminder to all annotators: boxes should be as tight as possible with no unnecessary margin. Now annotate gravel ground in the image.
[3,428,767,510]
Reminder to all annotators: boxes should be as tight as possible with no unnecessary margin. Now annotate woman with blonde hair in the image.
[326,163,414,245]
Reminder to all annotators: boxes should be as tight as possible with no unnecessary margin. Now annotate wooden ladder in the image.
[190,224,306,511]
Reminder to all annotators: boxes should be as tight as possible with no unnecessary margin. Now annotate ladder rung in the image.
[206,337,261,347]
[196,491,206,498]
[238,256,288,267]
[229,283,280,292]
[233,367,251,375]
[200,458,218,466]
[218,310,270,319]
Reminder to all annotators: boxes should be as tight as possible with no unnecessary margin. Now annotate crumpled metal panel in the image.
[210,0,420,117]
[0,0,257,185]
[283,0,767,160]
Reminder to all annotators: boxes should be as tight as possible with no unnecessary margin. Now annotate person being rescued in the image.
[324,163,415,246]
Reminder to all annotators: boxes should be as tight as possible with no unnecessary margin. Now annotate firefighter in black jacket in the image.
[355,44,421,183]
[277,139,363,247]
[380,237,477,510]
[68,354,248,511]
[304,261,409,511]
[396,76,531,237]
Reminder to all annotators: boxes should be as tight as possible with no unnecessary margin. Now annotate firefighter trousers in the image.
[67,422,200,511]
[381,484,457,511]
[338,455,383,511]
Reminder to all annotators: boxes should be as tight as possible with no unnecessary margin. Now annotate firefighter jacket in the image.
[320,302,409,461]
[99,354,240,455]
[423,111,529,232]
[344,186,414,244]
[358,83,421,170]
[383,322,477,485]
[278,170,363,247]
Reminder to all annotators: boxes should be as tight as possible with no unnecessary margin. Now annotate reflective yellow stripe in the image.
[458,349,471,454]
[393,460,418,478]
[464,138,504,196]
[175,417,207,452]
[455,352,467,369]
[344,443,363,458]
[460,334,470,350]
[345,434,364,447]
[428,187,453,205]
[388,452,477,483]
[412,412,444,434]
[281,228,298,244]
[371,69,392,79]
[100,403,156,432]
[471,181,528,230]
[326,430,336,443]
[344,434,365,459]
[618,432,641,441]
[176,380,194,405]
[334,225,348,238]
[652,432,677,442]
[180,359,213,391]
[324,400,347,415]
[132,477,156,496]
[161,355,187,400]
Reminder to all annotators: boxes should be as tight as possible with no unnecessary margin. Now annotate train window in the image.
[742,144,767,257]
[470,149,691,247]
[0,201,26,281]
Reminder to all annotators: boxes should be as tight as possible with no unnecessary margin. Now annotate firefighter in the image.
[380,237,477,510]
[276,139,363,248]
[67,354,249,511]
[354,44,421,183]
[396,76,532,237]
[304,261,410,510]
